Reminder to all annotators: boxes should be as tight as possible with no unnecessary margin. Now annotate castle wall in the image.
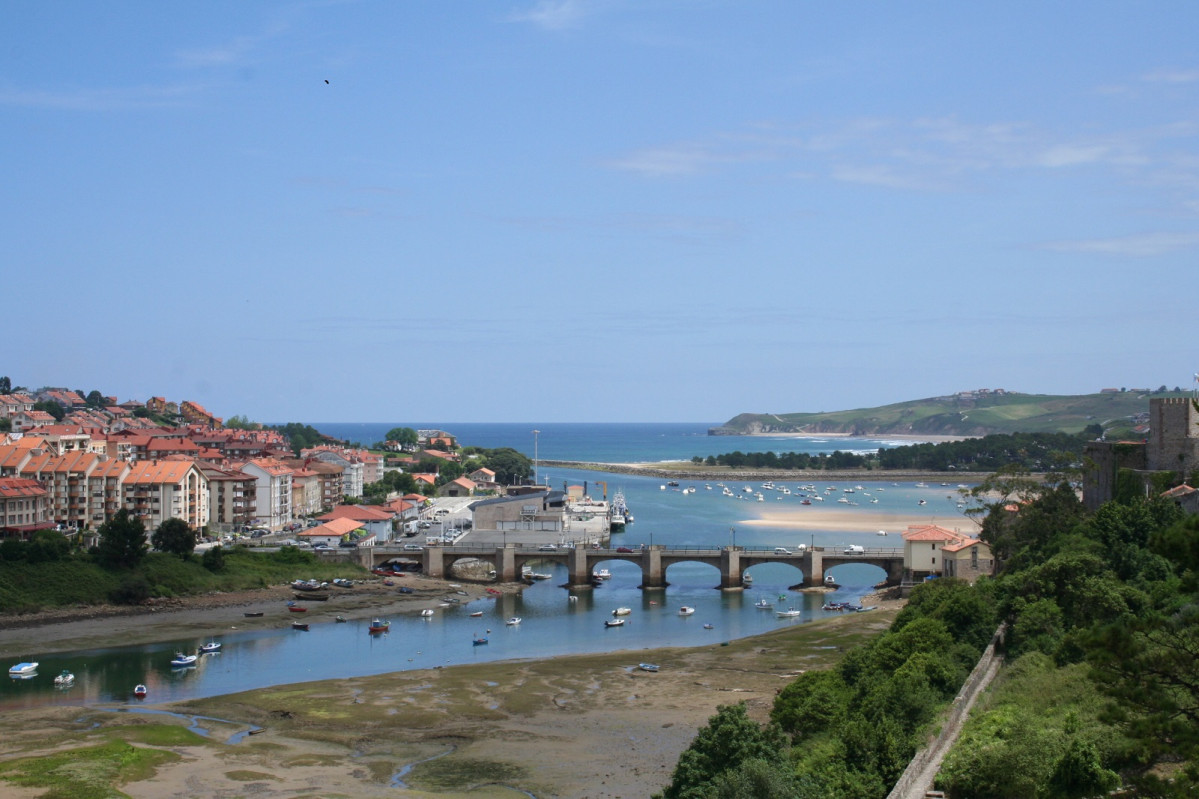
[1147,397,1199,475]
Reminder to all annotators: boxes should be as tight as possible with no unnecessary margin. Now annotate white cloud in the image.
[606,144,714,176]
[509,0,590,31]
[0,84,196,111]
[1039,232,1199,257]
[1143,68,1199,84]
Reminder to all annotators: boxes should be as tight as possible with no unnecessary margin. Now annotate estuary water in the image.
[2,425,968,711]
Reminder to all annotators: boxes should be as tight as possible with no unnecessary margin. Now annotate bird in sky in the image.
[324,79,329,84]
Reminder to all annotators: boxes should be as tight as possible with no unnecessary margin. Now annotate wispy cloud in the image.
[1038,232,1199,257]
[0,84,197,111]
[509,0,591,31]
[1143,68,1199,84]
[175,36,262,68]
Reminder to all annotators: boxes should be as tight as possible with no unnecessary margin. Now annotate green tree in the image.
[659,703,791,799]
[482,448,532,485]
[0,375,10,394]
[33,399,64,422]
[201,544,226,572]
[385,426,418,446]
[1043,738,1119,799]
[0,418,10,433]
[151,517,195,559]
[225,415,260,430]
[96,508,148,568]
[771,669,850,741]
[85,390,105,407]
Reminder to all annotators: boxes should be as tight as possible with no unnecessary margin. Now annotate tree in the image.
[1044,738,1119,799]
[201,544,226,572]
[226,415,260,430]
[151,517,195,559]
[482,448,532,485]
[33,399,64,422]
[96,509,148,568]
[659,703,791,799]
[0,375,10,394]
[85,390,105,408]
[385,427,418,446]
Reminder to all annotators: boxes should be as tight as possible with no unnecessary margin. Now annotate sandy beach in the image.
[738,506,981,534]
[0,588,902,798]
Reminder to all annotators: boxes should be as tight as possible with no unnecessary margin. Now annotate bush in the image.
[110,575,151,605]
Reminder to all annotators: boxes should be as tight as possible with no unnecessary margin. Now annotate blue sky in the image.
[4,1,1198,423]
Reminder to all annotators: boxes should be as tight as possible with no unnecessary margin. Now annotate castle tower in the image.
[1146,397,1199,475]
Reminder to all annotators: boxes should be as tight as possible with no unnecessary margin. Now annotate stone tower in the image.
[1147,397,1199,475]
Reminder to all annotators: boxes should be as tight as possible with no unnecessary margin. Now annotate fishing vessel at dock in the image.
[609,488,632,531]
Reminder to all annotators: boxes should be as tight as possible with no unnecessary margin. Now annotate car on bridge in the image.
[774,547,791,554]
[615,546,634,553]
[844,545,865,553]
[537,544,557,551]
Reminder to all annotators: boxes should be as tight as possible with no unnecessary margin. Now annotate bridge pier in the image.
[498,546,517,582]
[641,547,665,589]
[804,550,824,588]
[569,546,591,588]
[719,548,743,590]
[424,547,444,579]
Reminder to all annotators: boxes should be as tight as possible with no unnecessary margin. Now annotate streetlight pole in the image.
[532,429,540,486]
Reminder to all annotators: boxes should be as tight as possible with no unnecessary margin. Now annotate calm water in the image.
[3,429,970,710]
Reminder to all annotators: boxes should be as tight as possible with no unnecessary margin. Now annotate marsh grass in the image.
[0,738,180,799]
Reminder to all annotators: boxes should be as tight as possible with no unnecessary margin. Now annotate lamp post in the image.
[532,429,540,486]
[729,526,736,549]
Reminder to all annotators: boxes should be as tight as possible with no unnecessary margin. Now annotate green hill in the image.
[713,389,1186,438]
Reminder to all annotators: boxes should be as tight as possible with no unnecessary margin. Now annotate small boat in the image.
[54,670,75,686]
[335,615,347,623]
[755,598,772,609]
[368,618,390,633]
[287,602,307,613]
[469,611,484,617]
[776,608,801,618]
[678,606,695,616]
[604,618,625,627]
[420,609,435,617]
[294,592,330,601]
[473,637,489,645]
[291,621,309,631]
[133,684,147,698]
[703,623,714,630]
[741,573,753,584]
[638,663,659,672]
[505,617,522,626]
[825,574,837,585]
[8,662,38,677]
[918,499,927,506]
[612,607,631,616]
[199,640,222,653]
[170,652,197,667]
[243,611,264,617]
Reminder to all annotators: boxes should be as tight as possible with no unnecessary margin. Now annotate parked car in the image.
[403,544,422,551]
[537,544,557,551]
[774,547,790,554]
[615,546,634,553]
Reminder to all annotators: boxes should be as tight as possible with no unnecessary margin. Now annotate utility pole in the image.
[532,429,540,486]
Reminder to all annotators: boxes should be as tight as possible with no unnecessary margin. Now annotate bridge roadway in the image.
[359,545,906,590]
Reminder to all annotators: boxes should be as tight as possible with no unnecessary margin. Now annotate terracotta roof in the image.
[318,505,394,522]
[1162,483,1197,498]
[0,477,48,499]
[124,459,199,485]
[300,518,364,536]
[902,524,968,543]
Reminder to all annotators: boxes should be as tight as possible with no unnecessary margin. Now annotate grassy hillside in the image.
[716,390,1186,437]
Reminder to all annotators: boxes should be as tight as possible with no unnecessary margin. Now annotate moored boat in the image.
[612,607,631,616]
[505,617,521,626]
[133,684,148,698]
[678,606,695,616]
[170,652,197,667]
[54,670,75,686]
[776,607,801,618]
[604,618,625,627]
[199,639,222,653]
[473,637,489,645]
[420,609,435,617]
[291,621,309,631]
[638,663,659,672]
[8,662,38,677]
[755,598,772,609]
[368,618,390,633]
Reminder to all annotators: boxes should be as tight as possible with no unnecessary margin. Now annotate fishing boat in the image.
[776,608,801,618]
[505,617,522,626]
[133,684,147,698]
[420,609,435,617]
[612,607,631,616]
[469,611,484,617]
[604,618,625,628]
[243,611,264,617]
[294,592,330,601]
[170,652,197,667]
[703,623,714,630]
[199,639,221,653]
[8,662,38,677]
[678,606,695,616]
[54,670,75,686]
[755,598,773,609]
[287,602,307,613]
[473,637,489,645]
[291,621,309,631]
[335,615,347,623]
[368,618,390,633]
[638,663,659,672]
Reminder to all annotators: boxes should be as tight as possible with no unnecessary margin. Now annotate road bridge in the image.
[358,545,905,590]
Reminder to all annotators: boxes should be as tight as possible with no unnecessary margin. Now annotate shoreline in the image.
[1,599,904,798]
[541,459,992,483]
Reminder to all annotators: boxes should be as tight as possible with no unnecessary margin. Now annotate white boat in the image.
[8,662,38,677]
[776,608,801,618]
[741,573,753,584]
[199,639,222,653]
[918,499,927,505]
[877,530,888,536]
[604,618,625,627]
[54,670,75,686]
[505,617,522,626]
[420,609,435,617]
[755,598,772,609]
[592,569,612,580]
[612,607,631,616]
[678,606,695,616]
[638,662,658,672]
[170,652,197,668]
[133,684,148,698]
[825,574,837,585]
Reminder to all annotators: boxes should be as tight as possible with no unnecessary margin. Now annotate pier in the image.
[359,544,905,590]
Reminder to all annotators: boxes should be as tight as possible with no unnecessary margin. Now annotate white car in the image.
[774,547,790,555]
[537,544,557,551]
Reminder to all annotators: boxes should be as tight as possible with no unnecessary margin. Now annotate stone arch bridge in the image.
[352,545,905,590]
